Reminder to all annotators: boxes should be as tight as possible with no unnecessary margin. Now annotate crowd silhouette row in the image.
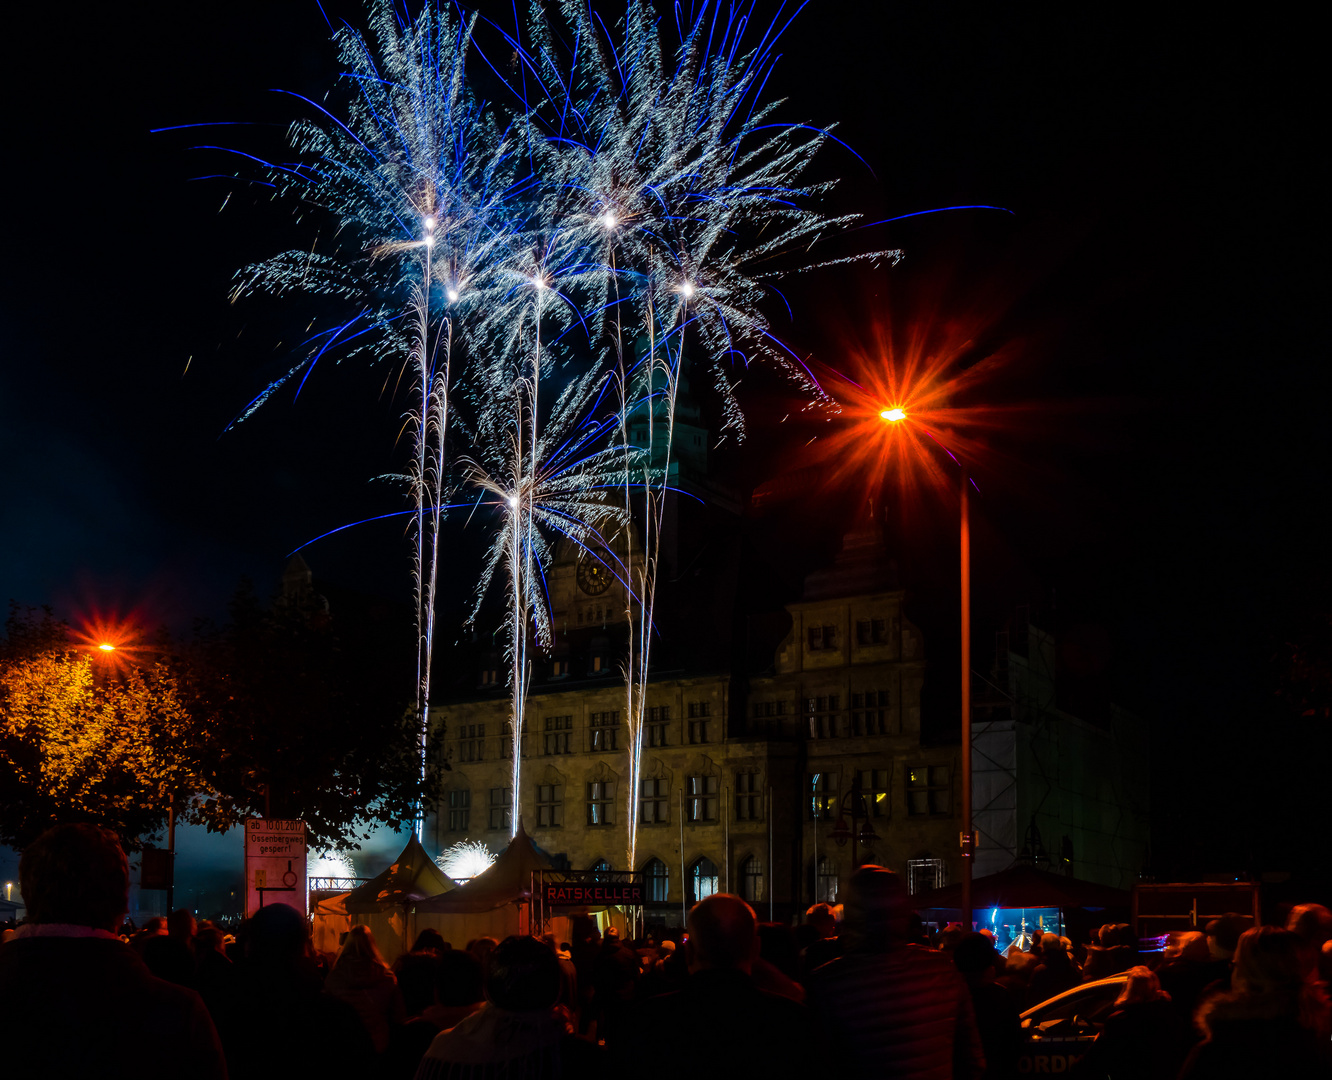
[1,824,1329,1078]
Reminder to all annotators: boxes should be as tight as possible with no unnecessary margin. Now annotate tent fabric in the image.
[414,821,555,915]
[910,865,1130,912]
[343,835,455,914]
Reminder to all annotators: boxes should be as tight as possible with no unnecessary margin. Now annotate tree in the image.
[181,578,444,850]
[0,606,205,850]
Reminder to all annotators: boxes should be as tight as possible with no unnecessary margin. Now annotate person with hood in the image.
[1179,926,1332,1080]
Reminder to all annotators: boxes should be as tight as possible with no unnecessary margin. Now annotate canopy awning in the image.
[414,821,555,915]
[343,835,455,914]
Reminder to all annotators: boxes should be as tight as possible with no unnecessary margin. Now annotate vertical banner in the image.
[244,819,307,918]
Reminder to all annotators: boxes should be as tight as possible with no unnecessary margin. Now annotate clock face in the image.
[577,549,613,596]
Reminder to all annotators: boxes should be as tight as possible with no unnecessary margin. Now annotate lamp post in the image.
[828,772,878,877]
[881,407,975,929]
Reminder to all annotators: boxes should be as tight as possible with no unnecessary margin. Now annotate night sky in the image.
[2,2,1325,901]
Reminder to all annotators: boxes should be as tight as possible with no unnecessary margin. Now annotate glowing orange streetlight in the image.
[880,407,907,422]
[98,643,116,652]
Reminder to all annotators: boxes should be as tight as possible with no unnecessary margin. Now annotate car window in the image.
[1031,982,1122,1026]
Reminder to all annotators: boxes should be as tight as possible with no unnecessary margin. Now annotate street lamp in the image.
[878,406,976,928]
[828,773,879,872]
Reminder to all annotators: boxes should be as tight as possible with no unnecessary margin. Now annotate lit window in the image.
[689,857,719,904]
[587,781,615,826]
[644,858,669,902]
[686,775,718,821]
[809,772,838,821]
[590,711,620,751]
[535,784,563,828]
[735,772,762,820]
[487,787,511,831]
[640,778,669,823]
[906,765,951,816]
[447,789,470,831]
[741,855,764,903]
[816,856,839,903]
[552,659,569,678]
[805,695,839,739]
[858,769,890,818]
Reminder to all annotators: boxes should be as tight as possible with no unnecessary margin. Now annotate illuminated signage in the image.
[541,881,645,906]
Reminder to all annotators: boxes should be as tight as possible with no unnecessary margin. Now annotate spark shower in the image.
[208,0,892,863]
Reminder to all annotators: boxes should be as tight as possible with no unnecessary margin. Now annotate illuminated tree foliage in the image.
[0,607,205,850]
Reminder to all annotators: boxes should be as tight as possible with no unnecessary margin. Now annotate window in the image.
[907,857,947,895]
[589,711,620,751]
[851,690,889,736]
[807,624,837,650]
[689,857,719,905]
[480,667,499,685]
[735,772,762,820]
[543,715,572,756]
[535,784,563,828]
[753,700,787,717]
[640,778,669,824]
[645,858,669,902]
[587,781,614,826]
[809,772,837,821]
[686,775,719,821]
[552,659,569,678]
[906,765,951,816]
[589,859,610,880]
[816,856,839,903]
[648,705,670,747]
[741,855,764,903]
[459,723,485,762]
[805,694,839,739]
[447,789,470,831]
[858,769,890,818]
[687,701,711,744]
[591,653,607,673]
[856,618,889,645]
[501,720,528,761]
[487,787,511,831]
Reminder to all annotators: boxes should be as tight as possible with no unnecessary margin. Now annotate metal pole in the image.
[167,796,176,914]
[767,786,774,921]
[960,470,973,930]
[850,777,859,873]
[678,788,686,926]
[724,785,730,894]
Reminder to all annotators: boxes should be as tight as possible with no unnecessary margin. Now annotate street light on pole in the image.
[879,405,974,928]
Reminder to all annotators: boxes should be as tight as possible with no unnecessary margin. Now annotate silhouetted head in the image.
[1205,914,1247,958]
[336,923,388,969]
[487,936,561,1011]
[687,893,758,973]
[805,902,837,940]
[840,865,909,952]
[435,947,485,1006]
[413,927,448,954]
[167,908,196,940]
[954,932,1001,976]
[245,903,309,964]
[20,824,128,932]
[1116,965,1168,1006]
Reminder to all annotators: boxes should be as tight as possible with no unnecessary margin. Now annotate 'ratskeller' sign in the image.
[542,881,644,906]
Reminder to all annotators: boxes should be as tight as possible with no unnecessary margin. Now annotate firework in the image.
[436,838,497,881]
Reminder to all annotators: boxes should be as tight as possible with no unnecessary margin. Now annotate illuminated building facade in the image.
[427,520,963,924]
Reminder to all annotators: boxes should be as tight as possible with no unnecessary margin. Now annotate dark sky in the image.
[2,2,1326,893]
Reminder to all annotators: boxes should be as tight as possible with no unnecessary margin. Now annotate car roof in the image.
[1020,975,1129,1020]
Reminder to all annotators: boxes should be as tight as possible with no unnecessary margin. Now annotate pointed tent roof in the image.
[343,835,455,914]
[910,865,1130,912]
[414,821,555,914]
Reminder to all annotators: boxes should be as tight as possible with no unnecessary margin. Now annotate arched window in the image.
[741,855,764,903]
[589,858,610,881]
[689,857,719,905]
[816,856,839,904]
[644,858,669,903]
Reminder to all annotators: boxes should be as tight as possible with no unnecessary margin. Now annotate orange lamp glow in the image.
[98,643,116,652]
[880,407,907,422]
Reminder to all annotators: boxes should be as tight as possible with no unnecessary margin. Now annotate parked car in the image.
[1018,974,1128,1074]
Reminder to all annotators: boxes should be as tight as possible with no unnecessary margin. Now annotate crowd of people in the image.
[1,823,1329,1078]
